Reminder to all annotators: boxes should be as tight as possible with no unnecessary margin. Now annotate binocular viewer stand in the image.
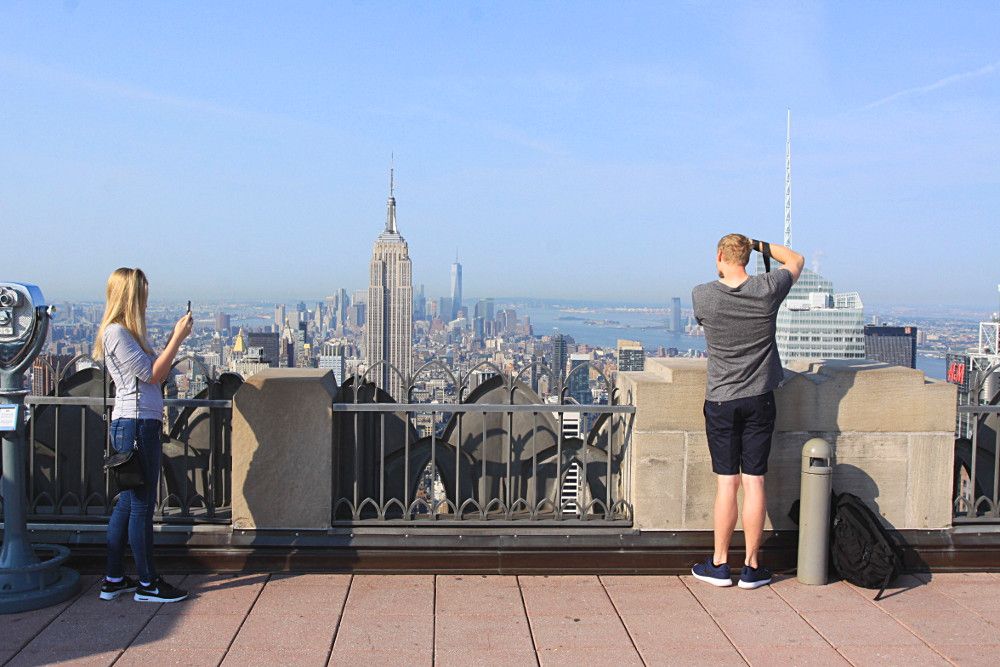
[1,282,80,614]
[0,385,80,614]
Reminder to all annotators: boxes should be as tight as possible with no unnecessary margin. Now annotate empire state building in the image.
[366,170,413,400]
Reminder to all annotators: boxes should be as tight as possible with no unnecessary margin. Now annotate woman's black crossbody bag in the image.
[102,357,146,490]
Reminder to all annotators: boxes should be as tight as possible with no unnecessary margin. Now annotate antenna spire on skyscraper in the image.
[785,109,792,248]
[385,157,397,234]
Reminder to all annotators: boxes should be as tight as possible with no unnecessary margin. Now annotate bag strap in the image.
[102,355,109,453]
[874,570,893,602]
[103,329,142,451]
[750,239,772,273]
[133,375,140,450]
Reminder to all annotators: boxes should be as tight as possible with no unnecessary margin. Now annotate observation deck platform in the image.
[3,572,999,666]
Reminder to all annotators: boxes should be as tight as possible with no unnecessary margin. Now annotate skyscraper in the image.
[366,169,413,400]
[552,334,569,384]
[247,331,280,367]
[864,325,917,368]
[334,289,350,328]
[764,111,865,363]
[617,339,645,372]
[450,252,462,320]
[413,284,427,321]
[475,298,495,321]
[438,296,453,323]
[215,311,231,334]
[568,353,592,405]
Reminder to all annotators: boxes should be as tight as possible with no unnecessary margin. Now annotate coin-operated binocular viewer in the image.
[0,283,80,614]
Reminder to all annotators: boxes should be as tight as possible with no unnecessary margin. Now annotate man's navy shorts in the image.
[703,391,776,476]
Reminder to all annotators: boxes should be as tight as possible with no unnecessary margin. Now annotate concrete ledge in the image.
[36,528,999,575]
[231,369,338,530]
[621,358,957,531]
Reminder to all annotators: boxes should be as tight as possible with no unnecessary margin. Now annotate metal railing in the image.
[953,404,1000,523]
[4,355,636,530]
[331,359,635,526]
[0,353,233,525]
[10,395,233,524]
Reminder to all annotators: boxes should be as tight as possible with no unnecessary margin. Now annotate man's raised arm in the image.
[751,240,805,283]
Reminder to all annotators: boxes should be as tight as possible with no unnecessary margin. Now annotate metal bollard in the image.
[797,437,832,585]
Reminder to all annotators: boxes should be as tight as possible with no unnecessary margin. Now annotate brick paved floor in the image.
[2,572,999,666]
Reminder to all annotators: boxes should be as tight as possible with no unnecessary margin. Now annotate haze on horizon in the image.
[2,2,998,309]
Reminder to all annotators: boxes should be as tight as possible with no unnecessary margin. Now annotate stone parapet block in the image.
[780,360,956,433]
[231,369,337,530]
[624,358,957,532]
[624,358,956,434]
[619,358,709,433]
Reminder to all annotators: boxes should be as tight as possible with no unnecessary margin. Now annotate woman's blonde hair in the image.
[93,267,153,358]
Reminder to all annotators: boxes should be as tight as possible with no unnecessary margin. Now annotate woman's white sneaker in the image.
[134,577,188,602]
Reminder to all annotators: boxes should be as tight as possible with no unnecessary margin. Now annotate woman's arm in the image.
[150,313,193,385]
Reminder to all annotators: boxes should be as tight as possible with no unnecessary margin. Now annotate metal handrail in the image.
[957,405,1000,414]
[332,403,634,413]
[26,396,232,409]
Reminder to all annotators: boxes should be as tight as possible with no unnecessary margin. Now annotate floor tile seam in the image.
[323,573,354,666]
[771,581,852,658]
[515,576,542,667]
[842,583,959,666]
[678,576,749,666]
[924,582,1000,631]
[214,573,271,667]
[774,588,880,667]
[107,598,167,665]
[4,577,98,666]
[597,575,647,667]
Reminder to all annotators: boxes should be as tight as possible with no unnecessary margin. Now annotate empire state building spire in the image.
[385,167,397,234]
[785,109,792,248]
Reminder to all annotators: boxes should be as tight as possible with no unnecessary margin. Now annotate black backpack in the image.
[830,492,903,600]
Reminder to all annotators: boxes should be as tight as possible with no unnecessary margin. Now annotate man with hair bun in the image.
[690,234,804,589]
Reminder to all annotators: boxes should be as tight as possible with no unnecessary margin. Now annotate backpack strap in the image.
[874,570,893,602]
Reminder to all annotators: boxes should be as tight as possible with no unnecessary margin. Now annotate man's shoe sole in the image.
[99,587,137,601]
[691,568,734,587]
[738,578,772,589]
[134,593,188,603]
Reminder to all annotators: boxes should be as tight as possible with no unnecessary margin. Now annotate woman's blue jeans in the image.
[106,418,162,582]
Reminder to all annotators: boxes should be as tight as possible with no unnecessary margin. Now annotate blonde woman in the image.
[93,267,192,602]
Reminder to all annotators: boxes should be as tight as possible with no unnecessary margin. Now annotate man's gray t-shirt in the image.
[691,270,794,402]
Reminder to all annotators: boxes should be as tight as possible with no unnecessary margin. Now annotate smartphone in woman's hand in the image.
[186,300,191,314]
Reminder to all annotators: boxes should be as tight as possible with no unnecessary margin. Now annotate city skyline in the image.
[2,3,998,307]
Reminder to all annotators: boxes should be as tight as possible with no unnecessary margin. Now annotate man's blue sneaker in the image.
[738,564,772,589]
[691,557,733,587]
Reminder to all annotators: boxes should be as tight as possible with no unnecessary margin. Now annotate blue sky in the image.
[2,1,998,309]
